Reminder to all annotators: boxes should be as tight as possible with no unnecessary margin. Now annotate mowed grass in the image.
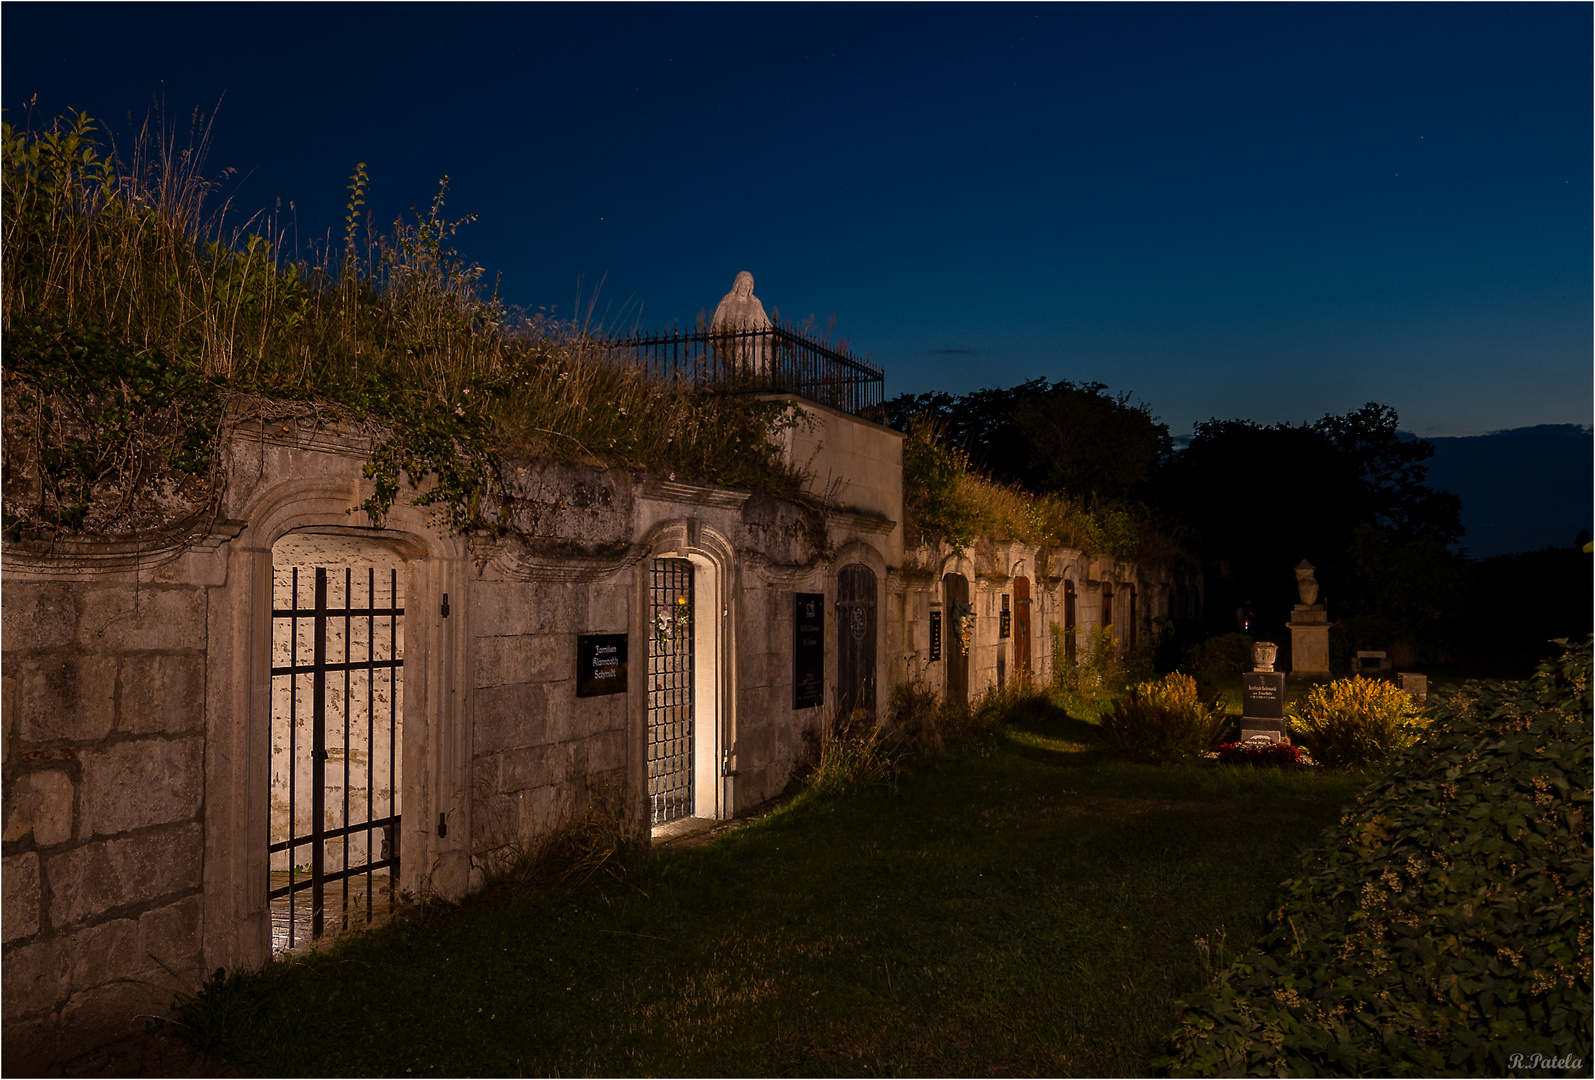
[185,709,1369,1077]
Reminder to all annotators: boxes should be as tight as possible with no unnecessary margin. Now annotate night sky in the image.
[4,3,1590,438]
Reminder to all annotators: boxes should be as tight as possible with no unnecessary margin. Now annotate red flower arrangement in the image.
[1213,741,1310,766]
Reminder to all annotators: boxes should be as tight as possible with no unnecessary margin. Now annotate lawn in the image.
[181,707,1369,1077]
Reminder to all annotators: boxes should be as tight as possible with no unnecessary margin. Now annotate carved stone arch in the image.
[636,519,737,825]
[937,553,974,705]
[828,542,884,723]
[204,475,471,976]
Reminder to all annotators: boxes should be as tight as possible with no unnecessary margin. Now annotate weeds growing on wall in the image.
[1,110,806,540]
[899,416,1152,559]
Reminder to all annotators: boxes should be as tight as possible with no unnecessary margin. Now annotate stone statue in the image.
[710,271,773,377]
[1294,560,1319,606]
[1252,641,1278,673]
[711,271,772,333]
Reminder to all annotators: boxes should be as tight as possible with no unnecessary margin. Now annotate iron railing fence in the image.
[600,324,885,418]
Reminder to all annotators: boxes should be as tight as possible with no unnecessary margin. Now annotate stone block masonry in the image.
[2,578,209,1071]
[2,412,1169,1070]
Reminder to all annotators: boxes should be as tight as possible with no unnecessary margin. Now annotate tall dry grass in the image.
[2,110,806,536]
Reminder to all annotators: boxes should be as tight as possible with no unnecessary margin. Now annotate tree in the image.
[1146,403,1462,652]
[883,378,1170,501]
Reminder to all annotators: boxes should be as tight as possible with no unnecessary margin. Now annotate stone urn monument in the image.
[1288,559,1330,675]
[1252,641,1278,673]
[1294,560,1319,606]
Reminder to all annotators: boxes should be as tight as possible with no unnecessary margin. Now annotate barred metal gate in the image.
[269,565,403,950]
[648,558,695,825]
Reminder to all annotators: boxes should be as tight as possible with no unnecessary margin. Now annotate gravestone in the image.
[1399,672,1428,702]
[1241,641,1288,743]
[1287,559,1331,674]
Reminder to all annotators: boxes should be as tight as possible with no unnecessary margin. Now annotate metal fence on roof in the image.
[601,324,884,417]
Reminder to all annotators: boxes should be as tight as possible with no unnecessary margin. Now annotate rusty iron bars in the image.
[601,324,885,418]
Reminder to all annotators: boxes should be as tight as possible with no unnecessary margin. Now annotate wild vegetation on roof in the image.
[1,110,805,541]
[898,415,1179,562]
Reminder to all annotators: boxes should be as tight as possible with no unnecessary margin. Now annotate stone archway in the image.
[835,563,878,721]
[268,531,407,952]
[943,572,970,704]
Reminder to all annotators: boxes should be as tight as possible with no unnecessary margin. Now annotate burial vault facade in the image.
[0,395,1173,1068]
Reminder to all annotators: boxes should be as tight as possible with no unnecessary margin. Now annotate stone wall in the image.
[1,405,1173,1070]
[0,409,900,1067]
[2,574,208,1066]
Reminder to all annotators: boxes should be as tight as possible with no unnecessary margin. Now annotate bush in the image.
[1290,675,1421,768]
[1098,672,1227,764]
[1162,637,1593,1077]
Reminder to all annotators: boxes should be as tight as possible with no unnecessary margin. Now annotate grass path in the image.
[188,711,1368,1076]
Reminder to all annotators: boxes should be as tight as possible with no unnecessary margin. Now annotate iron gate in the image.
[648,558,695,825]
[269,565,403,950]
[836,564,878,720]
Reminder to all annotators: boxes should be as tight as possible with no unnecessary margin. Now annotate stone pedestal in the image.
[1241,670,1288,744]
[1288,603,1330,675]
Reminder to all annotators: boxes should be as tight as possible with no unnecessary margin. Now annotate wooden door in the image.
[1014,576,1032,677]
[836,564,878,721]
[943,572,970,704]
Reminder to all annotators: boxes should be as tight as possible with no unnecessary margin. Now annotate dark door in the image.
[1014,577,1032,677]
[836,564,878,721]
[1064,580,1077,665]
[943,572,970,704]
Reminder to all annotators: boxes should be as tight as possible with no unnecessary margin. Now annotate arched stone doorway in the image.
[943,572,970,704]
[1063,579,1077,667]
[268,531,408,952]
[836,563,878,721]
[1013,576,1032,678]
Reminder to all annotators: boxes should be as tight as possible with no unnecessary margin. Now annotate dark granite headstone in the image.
[929,611,942,662]
[576,634,628,697]
[1242,671,1286,719]
[1241,671,1287,740]
[793,592,824,709]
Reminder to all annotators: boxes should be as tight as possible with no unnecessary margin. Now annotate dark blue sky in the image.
[5,3,1590,436]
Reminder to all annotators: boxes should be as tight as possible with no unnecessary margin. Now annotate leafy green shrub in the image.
[1163,637,1593,1077]
[1290,675,1422,768]
[1098,672,1227,764]
[1183,633,1254,686]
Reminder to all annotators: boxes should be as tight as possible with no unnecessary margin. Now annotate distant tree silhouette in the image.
[883,378,1170,501]
[1146,403,1464,659]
